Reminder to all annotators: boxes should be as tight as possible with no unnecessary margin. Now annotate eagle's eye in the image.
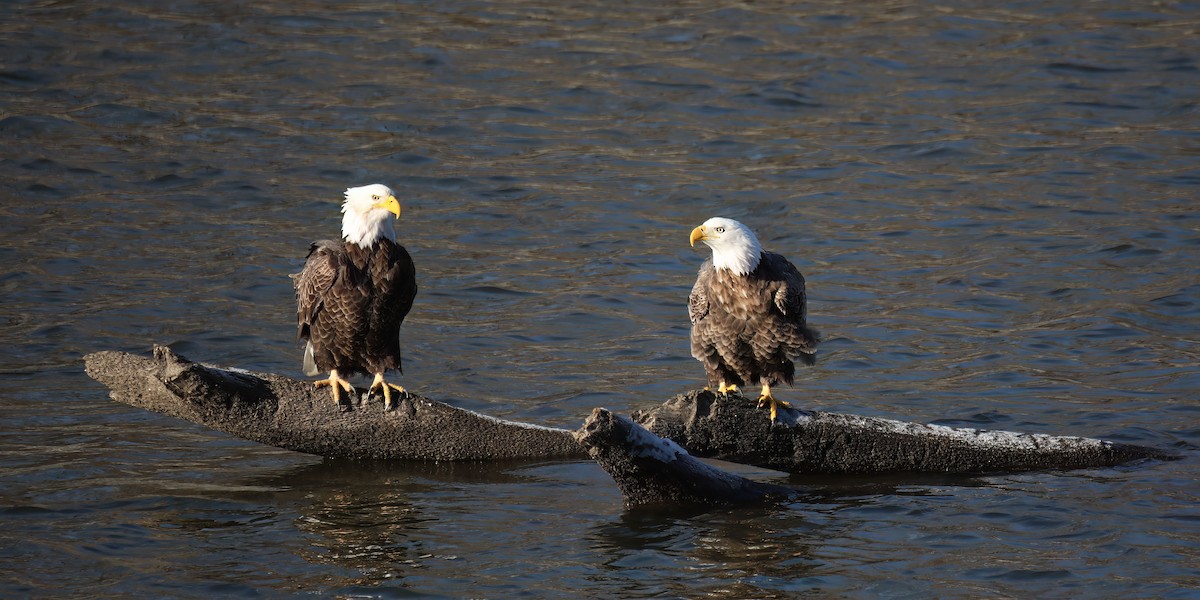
[715,227,725,233]
[372,195,381,200]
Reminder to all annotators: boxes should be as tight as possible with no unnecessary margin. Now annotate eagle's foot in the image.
[757,395,792,422]
[314,369,355,406]
[368,373,408,411]
[755,383,790,422]
[717,382,741,396]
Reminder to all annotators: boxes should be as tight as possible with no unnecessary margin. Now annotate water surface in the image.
[2,1,1198,597]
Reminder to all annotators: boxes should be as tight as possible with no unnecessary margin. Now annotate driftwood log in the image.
[575,408,797,506]
[84,347,1180,507]
[84,346,583,462]
[634,391,1181,474]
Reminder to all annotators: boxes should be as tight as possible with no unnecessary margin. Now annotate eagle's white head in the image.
[690,217,763,275]
[341,183,400,247]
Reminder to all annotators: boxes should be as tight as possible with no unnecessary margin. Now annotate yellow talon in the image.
[314,369,355,405]
[755,383,791,422]
[369,373,407,410]
[717,381,740,395]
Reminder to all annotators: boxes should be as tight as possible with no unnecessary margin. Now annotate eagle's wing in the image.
[365,241,418,376]
[770,256,808,322]
[292,240,342,343]
[763,252,819,362]
[688,259,713,324]
[385,243,418,324]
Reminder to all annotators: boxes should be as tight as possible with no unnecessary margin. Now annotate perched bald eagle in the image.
[688,217,819,421]
[291,184,418,410]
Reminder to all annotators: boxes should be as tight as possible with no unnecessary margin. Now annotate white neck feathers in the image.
[341,207,396,248]
[712,244,761,276]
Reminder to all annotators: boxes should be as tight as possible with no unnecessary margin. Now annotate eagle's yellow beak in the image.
[374,195,401,218]
[689,225,706,247]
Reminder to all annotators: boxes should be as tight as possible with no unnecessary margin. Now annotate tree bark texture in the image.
[83,346,585,462]
[633,390,1179,474]
[83,347,1180,506]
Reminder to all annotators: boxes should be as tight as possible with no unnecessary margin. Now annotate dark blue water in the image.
[2,1,1198,597]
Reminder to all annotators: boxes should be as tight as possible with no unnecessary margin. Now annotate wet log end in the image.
[575,407,796,507]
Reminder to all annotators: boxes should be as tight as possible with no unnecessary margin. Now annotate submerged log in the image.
[84,347,1179,507]
[83,346,586,462]
[574,408,796,507]
[633,390,1181,474]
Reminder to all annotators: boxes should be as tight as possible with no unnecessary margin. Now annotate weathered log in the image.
[633,390,1180,474]
[84,347,1178,484]
[575,407,796,507]
[83,345,586,461]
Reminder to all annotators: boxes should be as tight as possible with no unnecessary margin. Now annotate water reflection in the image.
[246,459,588,584]
[280,461,446,584]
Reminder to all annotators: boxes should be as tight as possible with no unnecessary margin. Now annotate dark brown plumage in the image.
[294,239,416,373]
[291,184,417,409]
[689,217,818,420]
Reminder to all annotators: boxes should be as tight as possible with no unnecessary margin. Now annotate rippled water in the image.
[2,0,1198,597]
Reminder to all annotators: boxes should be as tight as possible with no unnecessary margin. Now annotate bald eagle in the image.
[291,184,418,410]
[688,217,819,421]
